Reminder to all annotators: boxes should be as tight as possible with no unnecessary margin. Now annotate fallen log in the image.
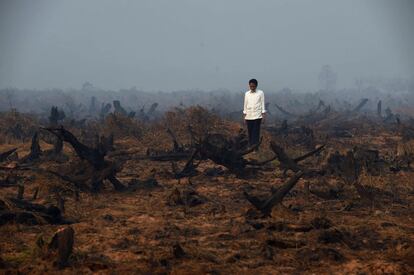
[244,171,304,216]
[0,148,17,163]
[0,197,65,226]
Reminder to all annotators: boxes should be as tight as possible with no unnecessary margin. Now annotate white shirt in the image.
[243,89,266,120]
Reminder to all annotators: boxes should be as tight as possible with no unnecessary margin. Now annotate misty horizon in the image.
[1,0,413,92]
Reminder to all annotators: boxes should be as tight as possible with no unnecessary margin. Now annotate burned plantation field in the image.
[0,102,413,274]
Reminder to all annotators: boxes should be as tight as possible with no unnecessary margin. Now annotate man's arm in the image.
[261,91,266,120]
[243,92,248,119]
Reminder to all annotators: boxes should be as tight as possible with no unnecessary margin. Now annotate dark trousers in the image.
[245,118,262,147]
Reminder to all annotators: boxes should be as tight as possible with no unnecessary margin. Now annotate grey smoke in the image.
[0,0,413,91]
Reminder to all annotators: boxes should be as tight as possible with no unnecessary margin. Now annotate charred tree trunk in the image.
[244,171,304,216]
[0,148,17,163]
[20,132,42,163]
[48,226,75,268]
[49,106,66,126]
[270,141,325,174]
[197,133,261,177]
[377,100,382,118]
[171,149,200,179]
[113,100,128,116]
[0,197,65,226]
[45,127,106,169]
[44,127,125,192]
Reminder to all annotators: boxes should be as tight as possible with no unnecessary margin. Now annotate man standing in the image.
[243,79,266,148]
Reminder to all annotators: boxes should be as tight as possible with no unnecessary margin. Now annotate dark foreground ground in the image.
[0,107,413,274]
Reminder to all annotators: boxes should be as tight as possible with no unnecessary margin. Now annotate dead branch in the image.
[274,103,297,117]
[352,98,369,113]
[0,148,17,163]
[244,171,304,216]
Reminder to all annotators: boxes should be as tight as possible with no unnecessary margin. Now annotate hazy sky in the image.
[0,0,413,92]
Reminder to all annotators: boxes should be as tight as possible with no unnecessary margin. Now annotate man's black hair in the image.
[249,79,258,85]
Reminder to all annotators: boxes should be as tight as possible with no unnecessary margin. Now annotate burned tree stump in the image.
[44,127,125,192]
[326,149,396,204]
[145,128,193,161]
[45,127,106,169]
[113,100,128,116]
[42,134,68,162]
[377,100,382,118]
[48,226,75,268]
[100,102,112,119]
[326,147,385,179]
[20,132,42,163]
[49,106,66,126]
[146,128,275,178]
[147,129,311,178]
[196,133,261,176]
